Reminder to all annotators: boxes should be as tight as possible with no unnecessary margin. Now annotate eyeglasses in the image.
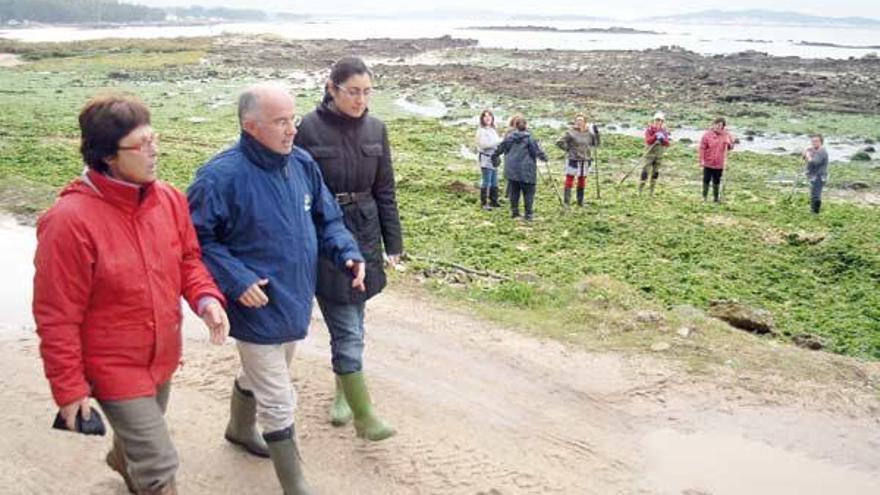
[265,115,302,130]
[118,133,159,153]
[335,84,374,99]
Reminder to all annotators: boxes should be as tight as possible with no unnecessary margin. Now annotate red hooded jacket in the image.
[699,129,736,169]
[33,170,224,406]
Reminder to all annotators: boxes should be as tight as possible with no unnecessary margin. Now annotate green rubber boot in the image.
[338,371,396,441]
[330,375,353,426]
[224,380,270,458]
[264,426,313,495]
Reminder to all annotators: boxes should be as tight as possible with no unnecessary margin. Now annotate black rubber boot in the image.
[811,199,822,214]
[225,380,270,458]
[480,188,489,210]
[265,426,313,495]
[576,187,585,207]
[489,186,501,207]
[563,187,571,208]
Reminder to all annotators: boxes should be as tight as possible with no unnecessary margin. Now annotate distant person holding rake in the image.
[803,134,829,214]
[639,111,672,196]
[699,117,736,203]
[556,113,599,207]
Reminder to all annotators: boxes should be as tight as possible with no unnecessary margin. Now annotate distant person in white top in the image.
[475,109,502,210]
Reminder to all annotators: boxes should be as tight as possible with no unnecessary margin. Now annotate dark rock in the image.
[447,180,478,194]
[792,333,827,351]
[107,71,131,80]
[862,146,876,153]
[851,151,872,161]
[842,181,871,191]
[785,231,826,245]
[678,137,693,145]
[708,300,774,334]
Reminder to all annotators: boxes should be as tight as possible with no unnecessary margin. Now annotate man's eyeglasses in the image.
[266,115,303,130]
[335,84,374,99]
[118,133,159,153]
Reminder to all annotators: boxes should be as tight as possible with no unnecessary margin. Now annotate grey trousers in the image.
[99,382,178,491]
[236,341,299,434]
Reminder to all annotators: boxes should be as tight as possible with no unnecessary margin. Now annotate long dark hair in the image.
[326,56,373,96]
[479,109,495,128]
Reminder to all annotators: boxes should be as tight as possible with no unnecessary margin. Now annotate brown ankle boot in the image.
[106,445,136,494]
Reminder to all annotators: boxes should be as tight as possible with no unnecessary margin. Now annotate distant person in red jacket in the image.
[33,95,229,495]
[699,117,737,203]
[639,111,672,196]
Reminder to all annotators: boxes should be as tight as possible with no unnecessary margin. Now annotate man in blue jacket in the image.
[188,83,364,495]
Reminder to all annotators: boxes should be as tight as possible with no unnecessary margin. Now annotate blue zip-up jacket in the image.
[187,132,363,344]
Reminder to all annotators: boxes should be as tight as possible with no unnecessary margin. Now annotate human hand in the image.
[346,260,366,292]
[386,254,401,267]
[201,301,229,345]
[239,279,269,308]
[60,397,91,431]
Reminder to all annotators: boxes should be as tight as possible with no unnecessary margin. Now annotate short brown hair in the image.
[712,117,727,127]
[515,117,527,132]
[811,133,824,144]
[79,95,151,173]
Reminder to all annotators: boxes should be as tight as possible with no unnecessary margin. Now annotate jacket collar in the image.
[82,169,156,215]
[240,131,289,171]
[316,93,368,128]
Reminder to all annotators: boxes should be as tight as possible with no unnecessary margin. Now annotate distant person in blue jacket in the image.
[187,82,364,495]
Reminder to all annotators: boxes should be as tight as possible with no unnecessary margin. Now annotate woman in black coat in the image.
[294,57,402,442]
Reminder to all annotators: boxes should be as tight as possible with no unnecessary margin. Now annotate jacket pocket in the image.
[308,145,341,159]
[82,324,155,367]
[361,143,383,157]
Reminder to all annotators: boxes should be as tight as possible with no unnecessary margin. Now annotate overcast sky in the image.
[132,1,879,19]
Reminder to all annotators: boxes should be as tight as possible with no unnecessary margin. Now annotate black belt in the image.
[335,191,372,205]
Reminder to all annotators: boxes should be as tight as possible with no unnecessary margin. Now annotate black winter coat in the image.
[491,131,548,184]
[294,97,403,304]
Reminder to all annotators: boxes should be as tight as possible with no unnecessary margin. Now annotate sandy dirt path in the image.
[2,215,879,494]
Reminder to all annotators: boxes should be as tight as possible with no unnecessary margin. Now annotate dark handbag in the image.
[52,408,107,436]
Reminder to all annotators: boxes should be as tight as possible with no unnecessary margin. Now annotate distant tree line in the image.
[0,0,284,24]
[166,6,267,22]
[0,0,165,24]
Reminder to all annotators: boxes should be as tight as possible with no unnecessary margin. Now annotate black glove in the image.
[52,408,106,436]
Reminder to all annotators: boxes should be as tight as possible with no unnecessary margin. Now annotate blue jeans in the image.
[481,167,499,188]
[316,296,366,375]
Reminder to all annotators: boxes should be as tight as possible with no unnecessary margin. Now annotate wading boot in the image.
[563,187,571,208]
[265,426,313,495]
[138,480,177,495]
[330,375,353,426]
[106,439,136,494]
[224,380,270,458]
[489,186,501,208]
[576,187,585,207]
[339,371,396,441]
[811,199,822,214]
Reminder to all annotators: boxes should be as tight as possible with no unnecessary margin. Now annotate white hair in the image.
[238,82,292,127]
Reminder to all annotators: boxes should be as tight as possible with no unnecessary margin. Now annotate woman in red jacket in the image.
[32,95,229,495]
[699,117,737,203]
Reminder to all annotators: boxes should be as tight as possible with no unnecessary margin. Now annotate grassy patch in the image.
[1,41,878,364]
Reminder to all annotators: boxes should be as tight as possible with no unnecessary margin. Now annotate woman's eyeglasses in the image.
[335,84,374,99]
[118,133,160,153]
